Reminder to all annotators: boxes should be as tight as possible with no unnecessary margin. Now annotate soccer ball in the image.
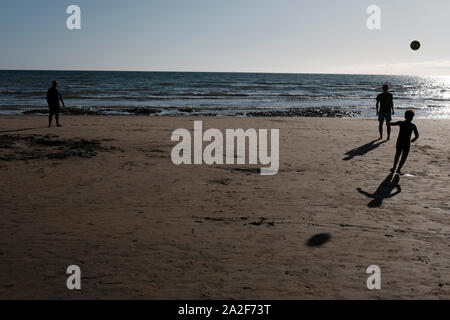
[410,41,421,51]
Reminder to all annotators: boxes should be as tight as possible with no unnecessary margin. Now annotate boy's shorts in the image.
[378,112,392,123]
[396,140,411,154]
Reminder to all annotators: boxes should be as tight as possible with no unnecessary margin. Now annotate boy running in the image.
[390,109,419,175]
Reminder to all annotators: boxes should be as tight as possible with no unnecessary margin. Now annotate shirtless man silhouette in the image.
[47,81,65,128]
[376,84,395,140]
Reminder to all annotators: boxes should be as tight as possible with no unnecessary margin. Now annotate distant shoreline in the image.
[0,106,444,119]
[13,106,360,118]
[0,106,446,119]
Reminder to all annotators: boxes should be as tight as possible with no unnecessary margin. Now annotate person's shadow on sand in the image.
[343,139,386,160]
[357,173,401,208]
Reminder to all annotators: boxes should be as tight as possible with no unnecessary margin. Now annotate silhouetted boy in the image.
[390,109,419,175]
[47,81,65,127]
[376,84,395,140]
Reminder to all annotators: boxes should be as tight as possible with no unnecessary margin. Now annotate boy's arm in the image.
[390,121,401,126]
[411,125,419,142]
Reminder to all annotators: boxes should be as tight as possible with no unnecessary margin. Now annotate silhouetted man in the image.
[376,84,394,140]
[47,81,65,127]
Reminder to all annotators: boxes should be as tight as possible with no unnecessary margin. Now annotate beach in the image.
[0,115,449,299]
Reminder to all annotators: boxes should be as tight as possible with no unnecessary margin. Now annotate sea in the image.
[1,70,449,118]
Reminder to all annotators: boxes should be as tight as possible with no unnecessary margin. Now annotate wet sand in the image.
[0,115,449,299]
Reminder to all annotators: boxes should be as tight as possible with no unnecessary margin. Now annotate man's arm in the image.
[391,95,394,115]
[411,125,419,142]
[376,100,379,115]
[59,93,66,108]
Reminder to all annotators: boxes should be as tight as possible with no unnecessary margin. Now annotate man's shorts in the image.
[48,105,60,115]
[378,111,392,123]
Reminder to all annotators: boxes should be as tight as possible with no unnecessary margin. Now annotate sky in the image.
[1,0,450,75]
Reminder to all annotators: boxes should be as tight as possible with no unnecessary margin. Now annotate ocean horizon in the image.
[1,70,449,118]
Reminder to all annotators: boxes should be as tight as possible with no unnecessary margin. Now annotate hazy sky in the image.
[1,0,449,75]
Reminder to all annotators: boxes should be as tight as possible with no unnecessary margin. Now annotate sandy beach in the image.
[0,115,449,299]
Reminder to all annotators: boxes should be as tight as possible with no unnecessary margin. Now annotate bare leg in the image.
[391,149,401,172]
[397,147,410,174]
[48,113,53,127]
[55,112,61,127]
[386,122,391,140]
[378,121,383,139]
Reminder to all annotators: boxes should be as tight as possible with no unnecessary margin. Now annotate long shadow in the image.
[343,139,386,160]
[0,127,45,134]
[357,173,401,208]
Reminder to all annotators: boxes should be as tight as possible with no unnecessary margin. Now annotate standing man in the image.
[376,84,394,140]
[47,81,65,127]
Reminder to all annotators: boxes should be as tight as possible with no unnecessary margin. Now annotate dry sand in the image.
[0,115,449,299]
